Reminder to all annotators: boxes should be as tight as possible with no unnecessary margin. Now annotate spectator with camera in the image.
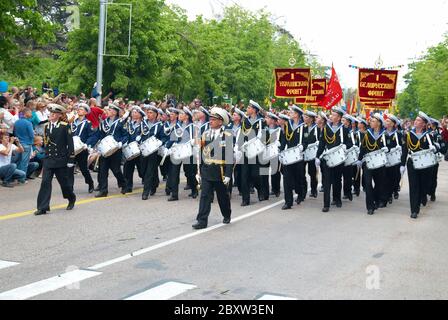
[0,133,26,187]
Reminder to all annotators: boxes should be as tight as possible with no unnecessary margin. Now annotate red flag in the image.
[319,66,343,110]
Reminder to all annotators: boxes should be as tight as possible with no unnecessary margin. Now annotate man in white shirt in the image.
[0,96,19,134]
[0,133,26,187]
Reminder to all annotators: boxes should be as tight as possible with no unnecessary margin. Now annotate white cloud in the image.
[167,0,448,90]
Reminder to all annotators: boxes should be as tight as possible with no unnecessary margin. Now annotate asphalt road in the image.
[0,162,447,300]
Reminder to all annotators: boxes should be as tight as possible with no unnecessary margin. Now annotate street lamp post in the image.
[96,0,107,104]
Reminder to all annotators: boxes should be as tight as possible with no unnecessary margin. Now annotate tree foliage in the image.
[398,34,448,118]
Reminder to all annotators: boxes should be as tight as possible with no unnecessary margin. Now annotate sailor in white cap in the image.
[302,110,319,198]
[67,102,96,194]
[139,103,167,200]
[238,101,269,206]
[401,111,440,219]
[34,104,77,215]
[95,103,128,198]
[341,114,357,202]
[356,113,388,215]
[192,107,233,230]
[384,114,403,204]
[280,104,307,210]
[315,106,353,213]
[181,106,199,199]
[264,112,281,198]
[227,108,244,195]
[427,117,447,202]
[122,106,146,194]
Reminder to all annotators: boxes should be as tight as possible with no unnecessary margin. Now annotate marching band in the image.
[34,100,446,224]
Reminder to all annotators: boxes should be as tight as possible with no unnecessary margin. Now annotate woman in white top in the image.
[34,101,49,136]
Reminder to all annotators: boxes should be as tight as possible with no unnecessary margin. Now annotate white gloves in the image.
[88,147,93,154]
[355,160,363,168]
[430,145,437,153]
[165,148,171,156]
[190,139,196,146]
[275,140,281,148]
[342,144,347,151]
[315,158,321,167]
[118,142,123,148]
[67,163,75,168]
[381,147,389,153]
[136,136,142,143]
[299,145,304,152]
[400,166,406,175]
[435,142,441,150]
[223,177,231,185]
[195,174,201,184]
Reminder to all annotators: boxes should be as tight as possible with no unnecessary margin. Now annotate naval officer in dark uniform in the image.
[34,104,77,216]
[192,108,233,230]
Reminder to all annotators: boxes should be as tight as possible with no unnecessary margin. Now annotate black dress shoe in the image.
[421,198,427,207]
[394,191,399,200]
[322,207,329,213]
[411,212,418,219]
[223,218,231,224]
[336,202,342,208]
[167,196,178,202]
[150,189,157,196]
[165,189,171,196]
[66,197,76,211]
[88,184,94,194]
[192,223,207,230]
[309,192,317,198]
[378,202,387,208]
[94,186,100,192]
[275,192,281,198]
[95,192,108,198]
[190,192,198,199]
[388,198,393,204]
[343,195,349,200]
[296,198,302,205]
[331,201,337,206]
[347,194,353,201]
[241,201,250,207]
[355,190,360,197]
[430,194,436,202]
[367,209,375,215]
[142,193,149,201]
[282,204,292,210]
[34,209,47,216]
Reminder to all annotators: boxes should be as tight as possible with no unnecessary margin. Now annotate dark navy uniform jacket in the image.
[71,118,98,147]
[43,121,75,168]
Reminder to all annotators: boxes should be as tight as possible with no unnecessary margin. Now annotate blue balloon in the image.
[0,81,8,93]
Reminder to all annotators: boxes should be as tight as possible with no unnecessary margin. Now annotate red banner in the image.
[319,66,343,110]
[274,68,311,98]
[295,78,327,105]
[358,69,398,100]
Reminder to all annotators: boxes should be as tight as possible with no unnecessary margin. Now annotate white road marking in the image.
[88,199,285,270]
[0,269,102,300]
[125,281,197,300]
[257,294,297,300]
[0,260,19,270]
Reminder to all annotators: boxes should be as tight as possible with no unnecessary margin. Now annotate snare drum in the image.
[364,149,387,170]
[260,143,279,162]
[123,141,141,161]
[242,138,265,159]
[322,145,346,168]
[344,146,360,166]
[171,143,193,162]
[98,135,120,158]
[140,136,163,157]
[73,136,86,156]
[279,145,303,165]
[410,149,437,170]
[304,142,319,162]
[385,146,402,167]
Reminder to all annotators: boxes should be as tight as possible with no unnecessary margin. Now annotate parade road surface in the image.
[0,162,447,300]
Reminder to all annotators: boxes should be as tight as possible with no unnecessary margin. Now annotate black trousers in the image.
[363,164,387,211]
[321,162,344,208]
[428,163,439,196]
[123,156,143,191]
[183,160,198,194]
[353,166,361,193]
[98,150,126,193]
[271,164,281,194]
[260,163,270,200]
[407,161,431,214]
[196,178,231,226]
[342,165,354,197]
[167,162,182,197]
[37,166,76,210]
[304,160,318,194]
[283,161,305,206]
[142,153,160,195]
[159,155,169,179]
[385,165,401,199]
[68,150,94,190]
[240,161,262,203]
